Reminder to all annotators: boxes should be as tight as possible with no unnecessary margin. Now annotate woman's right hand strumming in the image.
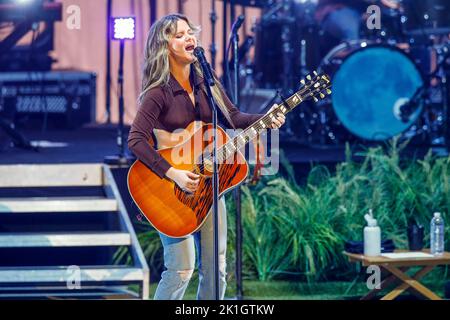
[166,167,200,193]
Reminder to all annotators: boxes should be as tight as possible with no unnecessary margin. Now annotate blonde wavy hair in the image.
[140,14,235,127]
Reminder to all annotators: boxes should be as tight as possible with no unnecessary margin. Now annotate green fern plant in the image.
[119,139,450,284]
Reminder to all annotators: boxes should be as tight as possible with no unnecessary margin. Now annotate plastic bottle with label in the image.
[430,212,445,256]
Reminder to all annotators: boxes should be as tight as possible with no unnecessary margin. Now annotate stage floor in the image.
[0,124,122,165]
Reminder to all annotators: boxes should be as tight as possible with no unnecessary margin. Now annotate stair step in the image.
[0,198,118,213]
[0,232,131,247]
[0,164,104,188]
[0,267,144,283]
[0,288,139,299]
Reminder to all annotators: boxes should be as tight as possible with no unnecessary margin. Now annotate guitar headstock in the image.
[298,71,332,103]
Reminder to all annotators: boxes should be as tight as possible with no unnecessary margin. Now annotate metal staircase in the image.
[0,164,149,299]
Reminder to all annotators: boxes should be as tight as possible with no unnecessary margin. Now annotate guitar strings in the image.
[193,77,330,173]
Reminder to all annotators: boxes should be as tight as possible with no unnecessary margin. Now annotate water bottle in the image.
[364,210,381,256]
[430,212,445,256]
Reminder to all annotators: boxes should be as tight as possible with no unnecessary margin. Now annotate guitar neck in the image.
[205,73,331,164]
[231,93,301,148]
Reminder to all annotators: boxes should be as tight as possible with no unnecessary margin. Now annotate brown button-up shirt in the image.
[128,71,264,179]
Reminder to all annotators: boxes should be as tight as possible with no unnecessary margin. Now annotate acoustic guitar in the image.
[128,72,331,237]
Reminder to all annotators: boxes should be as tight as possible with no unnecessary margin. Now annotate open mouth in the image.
[185,44,195,52]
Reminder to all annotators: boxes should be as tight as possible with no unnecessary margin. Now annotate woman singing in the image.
[128,14,285,300]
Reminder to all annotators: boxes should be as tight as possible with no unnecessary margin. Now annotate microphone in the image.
[231,14,245,35]
[393,98,412,123]
[194,46,215,86]
[393,86,425,123]
[398,100,415,123]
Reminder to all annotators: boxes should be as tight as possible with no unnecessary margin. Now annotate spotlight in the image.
[12,0,44,10]
[112,17,136,40]
[15,0,41,5]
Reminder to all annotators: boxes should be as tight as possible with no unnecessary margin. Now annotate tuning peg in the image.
[326,89,332,95]
[300,79,306,85]
[313,70,318,76]
[306,74,312,81]
[313,96,318,103]
[319,93,325,99]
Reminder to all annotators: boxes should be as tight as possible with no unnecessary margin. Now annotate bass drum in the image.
[319,41,424,141]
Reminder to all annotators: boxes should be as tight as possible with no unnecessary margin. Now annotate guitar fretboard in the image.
[206,74,330,164]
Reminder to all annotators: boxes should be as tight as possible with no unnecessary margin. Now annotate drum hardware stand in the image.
[317,106,336,145]
[280,0,295,92]
[303,102,338,147]
[228,12,268,300]
[395,80,438,145]
[399,42,450,149]
[435,42,450,151]
[299,38,310,79]
[275,1,296,138]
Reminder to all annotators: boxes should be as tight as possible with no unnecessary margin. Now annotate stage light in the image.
[112,17,136,40]
[13,0,44,9]
[15,0,35,4]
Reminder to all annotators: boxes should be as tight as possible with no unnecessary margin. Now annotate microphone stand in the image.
[207,73,221,301]
[230,20,244,301]
[209,0,217,69]
[104,39,133,166]
[195,48,221,300]
[224,14,245,300]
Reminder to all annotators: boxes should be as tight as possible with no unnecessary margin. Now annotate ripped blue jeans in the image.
[154,197,227,300]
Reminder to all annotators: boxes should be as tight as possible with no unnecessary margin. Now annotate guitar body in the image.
[127,122,249,238]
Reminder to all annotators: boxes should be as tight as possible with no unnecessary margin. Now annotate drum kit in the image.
[238,0,450,147]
